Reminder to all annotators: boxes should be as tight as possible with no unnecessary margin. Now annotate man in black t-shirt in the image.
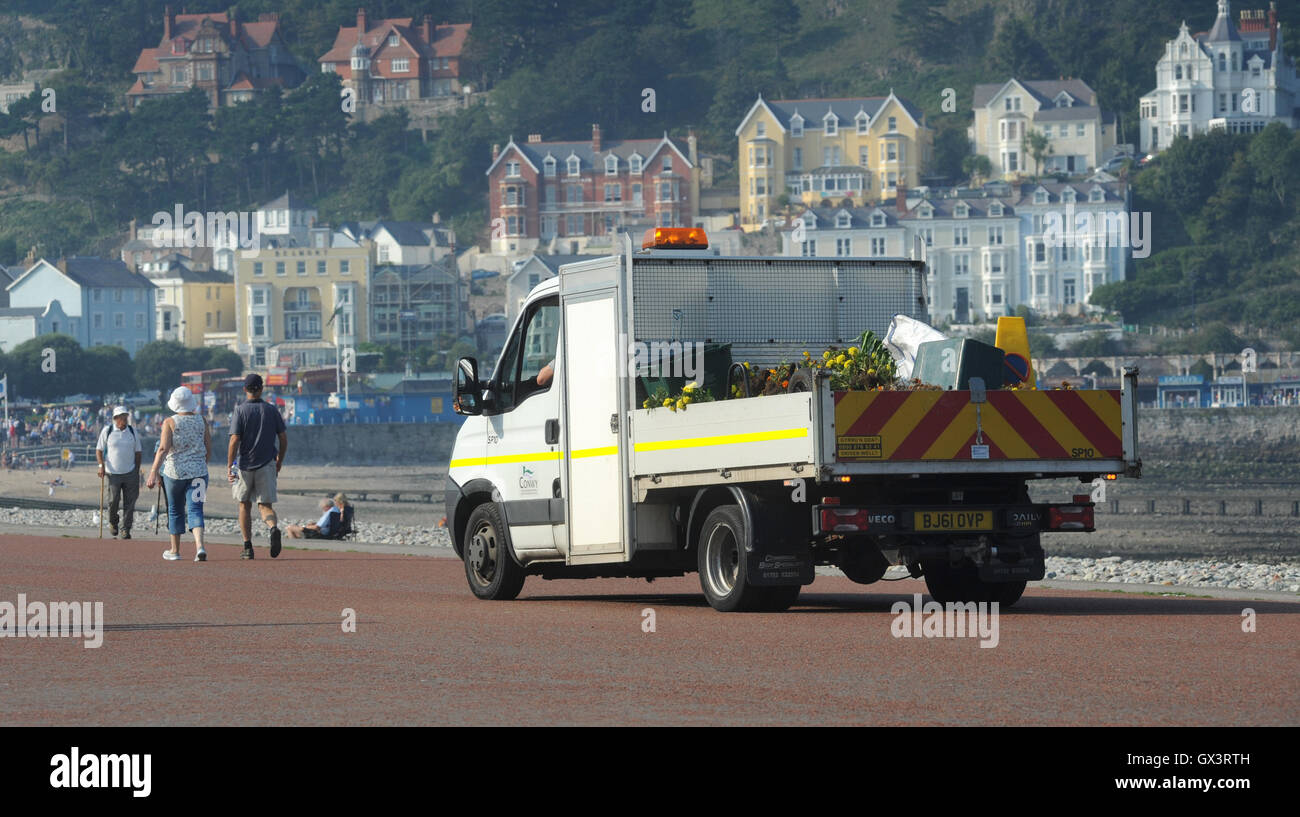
[227,373,288,560]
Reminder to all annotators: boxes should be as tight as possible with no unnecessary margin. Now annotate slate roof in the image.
[60,257,156,289]
[765,95,926,129]
[972,79,1098,109]
[503,135,690,174]
[319,20,470,63]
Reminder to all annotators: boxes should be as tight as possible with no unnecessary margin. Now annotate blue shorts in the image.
[163,474,207,535]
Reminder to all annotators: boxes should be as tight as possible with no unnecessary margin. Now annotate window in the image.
[955,204,968,219]
[93,313,103,329]
[276,261,285,276]
[836,238,852,256]
[886,142,898,162]
[504,186,523,206]
[564,214,584,235]
[392,58,409,73]
[114,313,125,328]
[988,254,1003,275]
[114,289,123,302]
[206,312,212,328]
[252,289,265,305]
[253,315,266,338]
[297,261,307,275]
[989,203,1002,217]
[1063,280,1076,305]
[918,228,933,247]
[1219,93,1227,113]
[567,156,580,176]
[605,155,618,175]
[388,34,399,47]
[506,160,520,177]
[1076,123,1085,137]
[378,245,390,263]
[887,116,896,131]
[856,113,868,134]
[172,67,188,84]
[507,216,520,235]
[157,290,166,302]
[836,212,851,229]
[318,260,327,275]
[1034,190,1048,204]
[824,115,837,136]
[988,226,1004,245]
[567,184,584,204]
[491,295,559,412]
[135,313,145,329]
[871,212,886,227]
[1034,243,1045,263]
[662,156,672,172]
[1004,96,1020,111]
[541,215,557,239]
[1005,151,1018,172]
[604,183,622,203]
[162,312,172,331]
[756,121,766,137]
[1062,188,1076,203]
[340,260,350,275]
[1179,94,1189,113]
[543,156,556,177]
[954,254,970,275]
[631,183,642,204]
[1090,188,1104,203]
[543,185,556,205]
[792,147,802,170]
[790,116,803,137]
[1219,53,1226,72]
[197,63,213,81]
[800,240,817,256]
[629,155,642,174]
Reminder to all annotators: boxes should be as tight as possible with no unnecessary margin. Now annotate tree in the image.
[933,126,972,183]
[8,334,87,401]
[82,345,135,401]
[1024,129,1052,177]
[961,154,992,185]
[986,17,1058,79]
[133,341,195,401]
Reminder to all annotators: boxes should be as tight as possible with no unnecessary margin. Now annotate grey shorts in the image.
[232,463,277,504]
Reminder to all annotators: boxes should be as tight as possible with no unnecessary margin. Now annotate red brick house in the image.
[318,9,471,102]
[485,125,701,256]
[127,6,305,109]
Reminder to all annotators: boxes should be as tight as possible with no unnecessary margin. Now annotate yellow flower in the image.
[848,346,859,356]
[835,354,847,365]
[662,399,673,408]
[675,398,686,410]
[682,395,694,405]
[822,351,832,360]
[867,368,876,376]
[642,399,652,409]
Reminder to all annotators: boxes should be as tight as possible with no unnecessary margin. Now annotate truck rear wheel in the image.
[463,503,526,601]
[698,505,777,612]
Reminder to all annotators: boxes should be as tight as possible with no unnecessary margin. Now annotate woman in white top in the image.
[146,387,212,562]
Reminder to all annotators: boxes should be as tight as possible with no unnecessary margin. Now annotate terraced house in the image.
[126,6,305,109]
[3,257,156,354]
[485,125,700,257]
[735,93,933,230]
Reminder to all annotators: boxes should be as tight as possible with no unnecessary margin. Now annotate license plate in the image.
[914,510,993,532]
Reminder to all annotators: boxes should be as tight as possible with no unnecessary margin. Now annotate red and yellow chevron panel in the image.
[834,389,1122,461]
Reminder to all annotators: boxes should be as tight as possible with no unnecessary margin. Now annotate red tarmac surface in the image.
[1,533,1297,726]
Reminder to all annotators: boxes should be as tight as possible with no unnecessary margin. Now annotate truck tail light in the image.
[820,507,870,532]
[1049,505,1094,531]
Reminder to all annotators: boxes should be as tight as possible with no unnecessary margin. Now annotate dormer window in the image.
[989,202,1003,217]
[856,112,869,134]
[1062,188,1077,203]
[543,156,556,177]
[1034,190,1048,204]
[871,212,885,227]
[388,34,399,47]
[605,155,618,175]
[918,204,933,219]
[802,212,816,230]
[824,113,837,136]
[836,212,851,229]
[955,203,969,218]
[629,154,642,174]
[1090,188,1104,202]
[567,156,581,176]
[790,114,803,137]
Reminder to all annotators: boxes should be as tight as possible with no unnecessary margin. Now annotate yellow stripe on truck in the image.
[449,451,563,468]
[571,446,618,459]
[634,427,808,452]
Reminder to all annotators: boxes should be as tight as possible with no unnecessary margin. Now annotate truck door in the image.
[561,288,628,560]
[485,295,564,554]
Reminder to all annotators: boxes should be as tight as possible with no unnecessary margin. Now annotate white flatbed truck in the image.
[445,230,1139,611]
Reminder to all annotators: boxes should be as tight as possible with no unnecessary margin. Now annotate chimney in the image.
[422,14,433,44]
[687,129,698,165]
[527,133,542,143]
[129,217,138,241]
[491,144,499,162]
[164,5,174,39]
[895,183,907,211]
[357,7,367,34]
[591,124,602,153]
[432,212,441,224]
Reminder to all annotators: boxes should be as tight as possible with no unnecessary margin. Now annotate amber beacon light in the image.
[642,227,709,250]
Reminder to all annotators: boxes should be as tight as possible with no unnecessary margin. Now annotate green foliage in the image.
[1067,332,1124,357]
[7,334,86,401]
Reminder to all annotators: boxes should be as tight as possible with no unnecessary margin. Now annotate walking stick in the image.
[99,470,105,539]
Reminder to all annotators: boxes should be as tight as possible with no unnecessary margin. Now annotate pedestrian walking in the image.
[95,406,143,539]
[227,373,287,560]
[146,387,210,562]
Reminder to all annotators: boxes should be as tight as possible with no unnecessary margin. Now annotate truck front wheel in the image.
[698,505,784,612]
[463,503,526,601]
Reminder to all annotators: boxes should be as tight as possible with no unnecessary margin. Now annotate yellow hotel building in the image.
[735,93,933,229]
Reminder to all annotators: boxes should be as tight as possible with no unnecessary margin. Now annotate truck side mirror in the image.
[454,357,482,416]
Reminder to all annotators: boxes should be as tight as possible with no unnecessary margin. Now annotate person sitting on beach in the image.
[287,498,334,539]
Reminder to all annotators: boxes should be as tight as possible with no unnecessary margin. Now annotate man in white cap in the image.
[96,406,142,539]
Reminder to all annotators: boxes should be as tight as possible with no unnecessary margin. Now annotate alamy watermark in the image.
[620,334,704,381]
[891,593,1000,648]
[50,747,150,797]
[0,593,103,648]
[150,205,259,251]
[1042,202,1152,259]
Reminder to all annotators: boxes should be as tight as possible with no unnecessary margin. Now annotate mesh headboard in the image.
[630,256,928,365]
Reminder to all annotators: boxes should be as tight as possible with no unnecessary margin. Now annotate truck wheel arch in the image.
[686,485,756,553]
[449,478,499,559]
